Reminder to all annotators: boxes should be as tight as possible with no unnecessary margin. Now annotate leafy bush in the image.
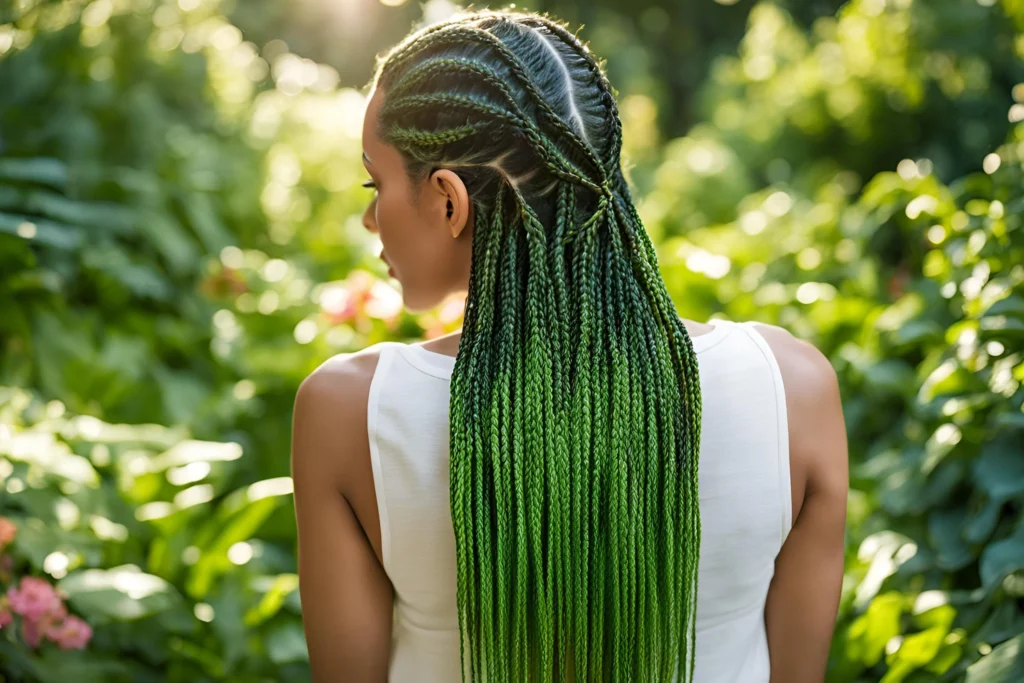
[0,387,304,681]
[0,1,458,681]
[642,1,1024,680]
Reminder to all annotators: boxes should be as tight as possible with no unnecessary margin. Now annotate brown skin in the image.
[291,86,849,683]
[359,87,475,314]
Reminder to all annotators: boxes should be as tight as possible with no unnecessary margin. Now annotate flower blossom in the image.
[7,576,65,623]
[46,614,93,650]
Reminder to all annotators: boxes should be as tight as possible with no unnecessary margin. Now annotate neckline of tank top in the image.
[391,318,739,380]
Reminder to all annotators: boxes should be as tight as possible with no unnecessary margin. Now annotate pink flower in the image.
[21,618,42,648]
[7,576,65,623]
[0,609,12,629]
[0,517,15,548]
[46,615,92,650]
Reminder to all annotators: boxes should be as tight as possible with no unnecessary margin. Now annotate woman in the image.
[291,8,848,683]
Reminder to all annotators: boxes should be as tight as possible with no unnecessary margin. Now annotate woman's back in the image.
[369,318,791,682]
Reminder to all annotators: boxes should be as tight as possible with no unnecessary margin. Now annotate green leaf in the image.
[3,189,136,235]
[136,212,200,276]
[59,564,184,622]
[993,410,1024,432]
[0,157,69,188]
[964,633,1024,683]
[964,499,1003,544]
[864,359,917,395]
[974,601,1024,646]
[880,461,928,516]
[979,316,1024,340]
[915,603,956,632]
[154,366,212,426]
[245,573,299,627]
[851,592,905,667]
[894,625,947,667]
[881,658,916,683]
[919,359,979,402]
[923,460,966,507]
[188,494,281,597]
[929,507,973,571]
[12,520,103,570]
[980,528,1024,592]
[973,439,1024,503]
[924,642,963,675]
[266,621,308,664]
[209,578,248,670]
[0,211,82,249]
[891,319,945,347]
[82,243,173,301]
[984,295,1024,319]
[183,192,233,254]
[149,438,244,471]
[32,651,135,683]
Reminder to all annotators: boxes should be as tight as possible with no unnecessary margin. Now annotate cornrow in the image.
[519,15,624,168]
[382,21,608,182]
[374,9,703,682]
[380,92,603,194]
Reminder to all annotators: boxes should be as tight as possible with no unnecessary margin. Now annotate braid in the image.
[380,90,603,194]
[376,10,703,682]
[517,15,624,170]
[385,22,607,180]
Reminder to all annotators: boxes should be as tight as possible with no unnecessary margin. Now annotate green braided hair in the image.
[371,9,703,682]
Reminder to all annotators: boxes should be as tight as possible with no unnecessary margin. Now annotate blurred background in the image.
[0,0,1022,680]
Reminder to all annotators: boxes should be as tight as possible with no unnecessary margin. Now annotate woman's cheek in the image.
[376,203,401,258]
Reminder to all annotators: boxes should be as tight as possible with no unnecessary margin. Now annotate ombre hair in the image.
[371,9,703,682]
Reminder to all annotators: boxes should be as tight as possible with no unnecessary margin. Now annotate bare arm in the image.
[291,353,392,682]
[756,326,849,683]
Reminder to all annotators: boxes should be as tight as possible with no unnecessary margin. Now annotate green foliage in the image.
[641,1,1024,681]
[0,387,304,681]
[0,1,454,681]
[0,0,1022,681]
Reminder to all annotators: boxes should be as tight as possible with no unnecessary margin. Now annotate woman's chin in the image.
[401,289,447,315]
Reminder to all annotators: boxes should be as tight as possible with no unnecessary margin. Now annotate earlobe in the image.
[448,214,462,239]
[449,200,469,239]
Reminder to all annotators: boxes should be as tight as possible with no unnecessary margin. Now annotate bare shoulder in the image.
[747,323,840,405]
[291,347,383,487]
[747,323,848,510]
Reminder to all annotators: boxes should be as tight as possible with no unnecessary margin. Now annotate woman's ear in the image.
[429,169,471,239]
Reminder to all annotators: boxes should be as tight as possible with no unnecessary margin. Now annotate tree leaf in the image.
[964,632,1024,683]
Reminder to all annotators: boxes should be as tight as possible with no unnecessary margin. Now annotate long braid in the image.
[585,217,609,680]
[374,10,702,682]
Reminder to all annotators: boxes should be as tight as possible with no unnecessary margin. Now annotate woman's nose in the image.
[362,199,378,234]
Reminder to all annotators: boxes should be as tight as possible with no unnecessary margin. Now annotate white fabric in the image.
[367,318,792,682]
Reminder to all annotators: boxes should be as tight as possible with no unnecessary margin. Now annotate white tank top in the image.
[367,318,792,682]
